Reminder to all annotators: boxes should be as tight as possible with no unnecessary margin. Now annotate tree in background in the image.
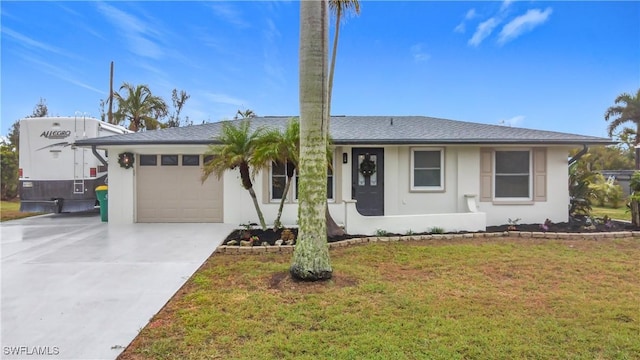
[290,0,333,281]
[235,109,256,120]
[202,120,268,230]
[0,140,19,200]
[165,89,191,128]
[605,89,640,169]
[29,98,49,118]
[570,146,634,171]
[113,83,168,132]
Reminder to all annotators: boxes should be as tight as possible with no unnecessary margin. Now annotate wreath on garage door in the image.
[359,155,376,177]
[118,152,135,169]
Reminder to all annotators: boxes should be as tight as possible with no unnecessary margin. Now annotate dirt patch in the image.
[268,271,358,292]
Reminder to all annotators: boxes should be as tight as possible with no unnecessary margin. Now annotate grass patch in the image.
[591,206,631,222]
[0,200,41,221]
[119,238,640,360]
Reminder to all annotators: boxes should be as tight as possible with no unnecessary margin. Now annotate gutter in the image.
[568,145,589,166]
[92,145,108,167]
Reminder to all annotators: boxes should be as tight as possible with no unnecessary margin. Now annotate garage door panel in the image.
[136,155,223,223]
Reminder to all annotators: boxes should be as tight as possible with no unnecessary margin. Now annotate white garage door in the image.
[136,154,223,222]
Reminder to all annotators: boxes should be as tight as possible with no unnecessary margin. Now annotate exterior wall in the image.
[222,170,344,227]
[103,143,572,229]
[105,149,135,225]
[105,145,213,224]
[478,147,570,226]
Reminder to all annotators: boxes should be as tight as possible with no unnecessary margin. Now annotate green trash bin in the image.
[95,185,108,222]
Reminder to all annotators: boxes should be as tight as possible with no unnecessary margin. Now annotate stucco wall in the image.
[103,143,572,229]
[478,147,570,226]
[105,147,135,225]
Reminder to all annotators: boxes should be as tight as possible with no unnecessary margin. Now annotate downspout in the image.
[92,145,108,167]
[568,144,588,166]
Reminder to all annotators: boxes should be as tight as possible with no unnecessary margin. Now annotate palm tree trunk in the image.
[324,6,345,237]
[247,187,267,231]
[327,5,341,124]
[291,0,332,281]
[273,175,293,229]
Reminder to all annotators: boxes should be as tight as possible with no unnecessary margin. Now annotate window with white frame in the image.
[494,150,531,200]
[411,148,444,191]
[270,161,289,201]
[271,161,334,201]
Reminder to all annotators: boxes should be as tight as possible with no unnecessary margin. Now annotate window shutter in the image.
[480,149,493,202]
[533,148,547,201]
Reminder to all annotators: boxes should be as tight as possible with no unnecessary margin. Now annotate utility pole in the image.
[108,61,114,124]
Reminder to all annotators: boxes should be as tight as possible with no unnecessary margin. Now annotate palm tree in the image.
[327,0,360,122]
[113,83,168,132]
[253,118,300,230]
[235,109,257,120]
[202,120,268,230]
[290,0,333,281]
[323,0,360,237]
[605,89,640,169]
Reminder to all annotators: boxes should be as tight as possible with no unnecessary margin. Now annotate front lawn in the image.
[591,205,631,222]
[0,200,41,222]
[118,238,640,360]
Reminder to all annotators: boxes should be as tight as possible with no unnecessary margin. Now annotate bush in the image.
[0,142,19,200]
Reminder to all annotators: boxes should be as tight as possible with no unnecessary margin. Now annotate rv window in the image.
[140,155,157,166]
[161,155,179,166]
[182,155,200,166]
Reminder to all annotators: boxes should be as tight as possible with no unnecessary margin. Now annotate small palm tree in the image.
[113,82,168,132]
[605,89,640,169]
[253,118,300,229]
[202,120,268,230]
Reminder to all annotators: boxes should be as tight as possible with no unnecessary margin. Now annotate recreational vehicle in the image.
[19,116,131,213]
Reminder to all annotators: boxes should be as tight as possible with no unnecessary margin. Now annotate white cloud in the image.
[454,8,477,33]
[499,115,525,127]
[498,8,553,45]
[410,43,431,63]
[96,2,164,59]
[208,3,250,28]
[203,92,247,107]
[2,28,66,56]
[500,0,514,12]
[468,17,500,47]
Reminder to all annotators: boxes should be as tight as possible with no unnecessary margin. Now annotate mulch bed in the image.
[223,217,640,247]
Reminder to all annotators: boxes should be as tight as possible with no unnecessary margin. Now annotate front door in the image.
[352,148,384,216]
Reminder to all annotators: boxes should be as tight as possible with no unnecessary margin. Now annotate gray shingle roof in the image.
[74,115,613,147]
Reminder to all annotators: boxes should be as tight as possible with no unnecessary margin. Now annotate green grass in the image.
[0,200,41,221]
[119,238,640,360]
[591,205,631,221]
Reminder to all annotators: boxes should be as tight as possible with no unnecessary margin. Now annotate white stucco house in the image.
[75,116,612,235]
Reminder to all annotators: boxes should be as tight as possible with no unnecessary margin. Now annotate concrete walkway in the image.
[1,212,234,359]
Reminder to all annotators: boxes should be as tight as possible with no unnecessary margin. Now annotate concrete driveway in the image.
[1,212,234,359]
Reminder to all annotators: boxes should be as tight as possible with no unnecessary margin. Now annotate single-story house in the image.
[75,116,612,235]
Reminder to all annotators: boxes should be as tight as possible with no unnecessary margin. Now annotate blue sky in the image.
[1,1,638,138]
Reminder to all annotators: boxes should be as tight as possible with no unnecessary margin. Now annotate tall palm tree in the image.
[324,0,360,237]
[291,0,333,281]
[202,120,268,230]
[113,82,168,132]
[253,118,300,230]
[327,0,360,122]
[605,89,640,169]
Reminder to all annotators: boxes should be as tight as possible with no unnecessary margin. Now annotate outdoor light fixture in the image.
[343,153,348,164]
